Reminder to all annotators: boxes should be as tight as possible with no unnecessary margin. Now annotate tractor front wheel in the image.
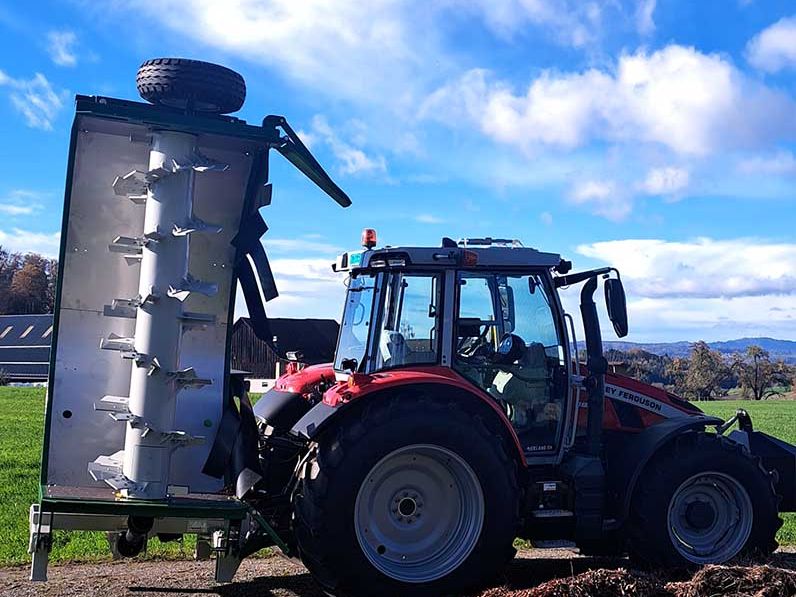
[629,431,781,567]
[292,393,520,596]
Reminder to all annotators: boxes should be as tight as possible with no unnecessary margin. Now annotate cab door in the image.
[452,271,570,455]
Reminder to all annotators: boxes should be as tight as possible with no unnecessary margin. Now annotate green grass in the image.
[0,387,196,565]
[2,388,796,565]
[699,400,796,445]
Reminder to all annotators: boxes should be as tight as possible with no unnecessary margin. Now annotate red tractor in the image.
[247,233,793,596]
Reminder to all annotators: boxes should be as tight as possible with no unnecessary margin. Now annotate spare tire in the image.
[136,58,246,114]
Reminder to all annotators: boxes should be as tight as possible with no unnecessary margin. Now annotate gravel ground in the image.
[2,549,796,597]
[0,549,623,597]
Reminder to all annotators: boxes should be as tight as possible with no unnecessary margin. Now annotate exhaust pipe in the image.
[580,276,608,457]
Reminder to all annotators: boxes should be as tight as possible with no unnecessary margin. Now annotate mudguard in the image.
[603,415,722,524]
[291,378,528,466]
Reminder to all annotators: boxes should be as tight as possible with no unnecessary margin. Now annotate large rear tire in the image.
[136,58,246,114]
[628,431,781,567]
[292,393,520,596]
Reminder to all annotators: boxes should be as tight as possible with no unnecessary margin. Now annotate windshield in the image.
[334,274,377,371]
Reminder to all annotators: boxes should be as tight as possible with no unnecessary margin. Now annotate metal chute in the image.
[43,94,351,501]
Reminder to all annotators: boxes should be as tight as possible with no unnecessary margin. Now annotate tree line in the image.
[1,246,794,401]
[0,247,58,315]
[606,342,795,401]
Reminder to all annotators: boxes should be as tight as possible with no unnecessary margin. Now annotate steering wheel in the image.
[457,324,494,361]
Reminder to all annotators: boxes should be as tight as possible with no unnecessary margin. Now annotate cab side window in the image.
[374,273,440,369]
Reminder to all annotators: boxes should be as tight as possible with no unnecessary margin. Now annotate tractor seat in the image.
[379,330,408,367]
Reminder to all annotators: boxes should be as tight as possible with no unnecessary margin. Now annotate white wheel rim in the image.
[354,444,484,583]
[667,471,754,564]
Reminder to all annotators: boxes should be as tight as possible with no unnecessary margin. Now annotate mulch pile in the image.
[669,564,796,597]
[482,564,796,597]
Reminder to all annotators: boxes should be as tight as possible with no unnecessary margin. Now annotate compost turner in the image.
[29,58,349,581]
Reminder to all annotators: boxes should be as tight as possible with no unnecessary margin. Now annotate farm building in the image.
[0,314,53,383]
[231,317,339,379]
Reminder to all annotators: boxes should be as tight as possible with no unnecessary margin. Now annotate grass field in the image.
[0,387,195,565]
[1,387,795,566]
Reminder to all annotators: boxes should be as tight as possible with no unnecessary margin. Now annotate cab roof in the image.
[333,237,564,273]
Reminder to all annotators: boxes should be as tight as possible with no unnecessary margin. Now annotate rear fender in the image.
[291,381,527,467]
[604,415,722,524]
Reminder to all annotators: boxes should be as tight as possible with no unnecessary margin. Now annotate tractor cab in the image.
[330,232,628,458]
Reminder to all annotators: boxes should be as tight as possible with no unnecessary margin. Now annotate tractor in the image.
[249,233,791,595]
[30,59,796,597]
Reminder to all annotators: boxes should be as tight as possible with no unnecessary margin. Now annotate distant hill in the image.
[601,337,796,364]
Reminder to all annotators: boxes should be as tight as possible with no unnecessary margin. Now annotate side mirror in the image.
[604,278,629,338]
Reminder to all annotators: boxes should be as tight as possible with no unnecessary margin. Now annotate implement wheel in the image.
[629,431,781,567]
[292,393,519,596]
[136,58,246,114]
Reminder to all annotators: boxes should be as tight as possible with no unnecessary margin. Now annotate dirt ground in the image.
[2,549,796,597]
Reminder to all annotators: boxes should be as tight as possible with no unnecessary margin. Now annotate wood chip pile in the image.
[480,564,796,597]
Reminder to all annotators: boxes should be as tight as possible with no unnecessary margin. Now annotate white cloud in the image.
[738,150,796,176]
[635,0,656,36]
[568,180,632,221]
[116,0,654,111]
[415,213,444,224]
[0,70,68,130]
[639,166,689,195]
[577,238,796,299]
[234,256,345,321]
[618,295,796,343]
[0,204,37,216]
[310,115,387,175]
[0,189,47,216]
[46,30,78,67]
[0,228,61,257]
[746,15,796,72]
[460,0,608,48]
[420,45,796,156]
[540,211,553,226]
[262,237,342,255]
[123,0,446,110]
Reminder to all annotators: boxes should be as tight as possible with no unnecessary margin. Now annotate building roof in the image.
[0,314,53,381]
[234,317,339,365]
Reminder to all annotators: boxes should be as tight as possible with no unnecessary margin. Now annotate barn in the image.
[0,314,53,383]
[231,317,339,379]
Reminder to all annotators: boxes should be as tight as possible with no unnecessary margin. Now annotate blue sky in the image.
[0,0,794,342]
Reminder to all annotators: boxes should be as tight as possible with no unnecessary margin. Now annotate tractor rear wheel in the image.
[629,431,780,567]
[292,393,520,596]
